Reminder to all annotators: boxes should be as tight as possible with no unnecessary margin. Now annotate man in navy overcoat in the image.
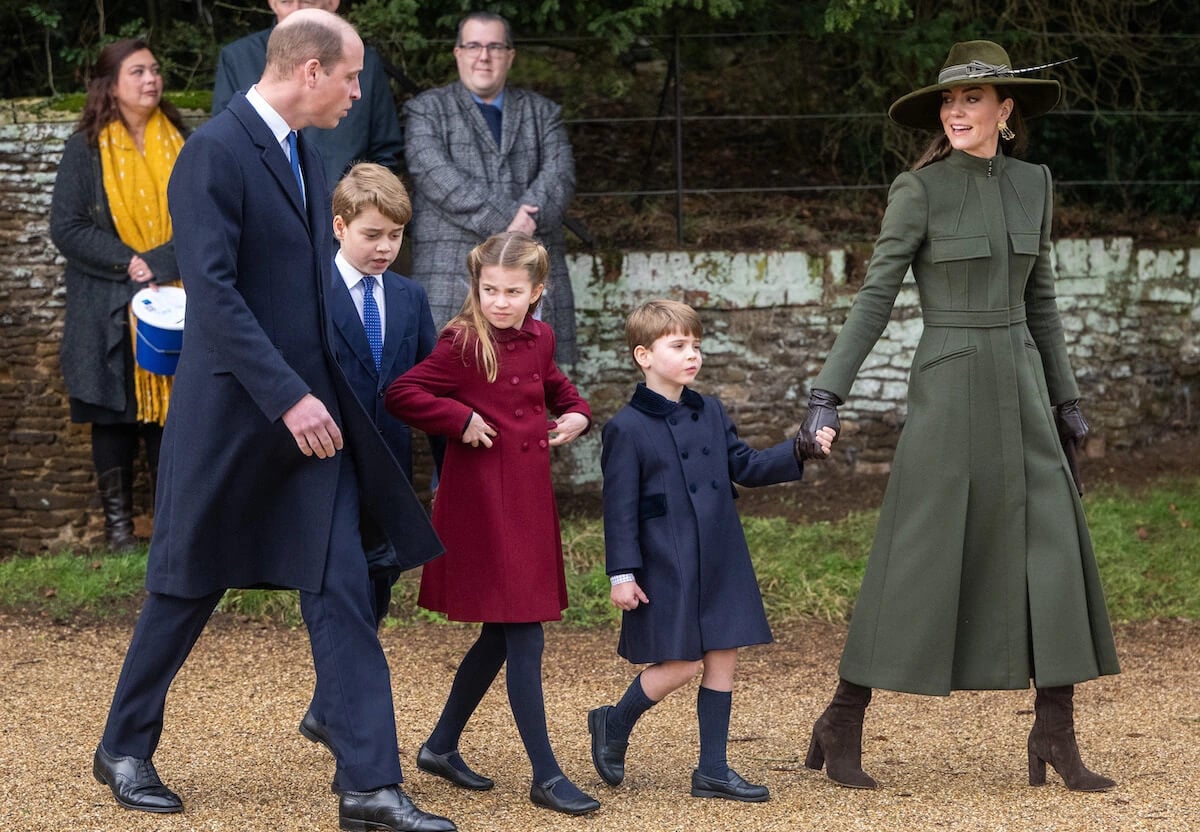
[92,11,454,832]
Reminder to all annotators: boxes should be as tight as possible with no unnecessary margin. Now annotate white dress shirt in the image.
[334,249,387,339]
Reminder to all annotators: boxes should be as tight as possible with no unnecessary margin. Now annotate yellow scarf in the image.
[98,109,184,426]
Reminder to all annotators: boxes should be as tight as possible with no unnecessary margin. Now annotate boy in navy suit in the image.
[298,162,444,750]
[588,299,834,802]
[328,161,442,614]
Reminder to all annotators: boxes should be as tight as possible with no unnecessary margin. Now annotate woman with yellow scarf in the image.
[50,39,187,551]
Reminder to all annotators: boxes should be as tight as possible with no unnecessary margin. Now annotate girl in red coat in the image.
[385,231,598,816]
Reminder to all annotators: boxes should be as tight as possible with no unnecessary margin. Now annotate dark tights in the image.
[426,622,568,786]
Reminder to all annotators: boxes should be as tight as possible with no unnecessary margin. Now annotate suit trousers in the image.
[100,454,404,792]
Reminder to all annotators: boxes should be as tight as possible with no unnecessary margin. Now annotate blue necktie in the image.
[360,275,382,371]
[287,131,305,206]
[476,102,502,145]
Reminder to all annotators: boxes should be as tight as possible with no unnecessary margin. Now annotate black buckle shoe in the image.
[338,785,456,832]
[92,743,183,813]
[690,768,770,803]
[416,744,494,791]
[299,709,334,756]
[529,774,600,816]
[588,705,629,786]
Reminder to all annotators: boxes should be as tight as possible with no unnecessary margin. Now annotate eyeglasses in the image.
[457,42,512,56]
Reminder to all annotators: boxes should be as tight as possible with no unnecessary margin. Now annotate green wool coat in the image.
[815,149,1120,695]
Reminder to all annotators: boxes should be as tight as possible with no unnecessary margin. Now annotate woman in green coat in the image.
[793,41,1119,792]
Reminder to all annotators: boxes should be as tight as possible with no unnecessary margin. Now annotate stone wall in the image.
[3,115,1198,552]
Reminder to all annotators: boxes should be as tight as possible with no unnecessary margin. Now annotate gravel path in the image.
[1,615,1197,831]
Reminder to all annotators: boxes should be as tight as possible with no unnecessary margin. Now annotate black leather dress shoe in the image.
[299,709,334,756]
[529,775,601,816]
[92,743,183,814]
[690,768,770,802]
[416,744,494,790]
[588,705,628,786]
[339,785,456,832]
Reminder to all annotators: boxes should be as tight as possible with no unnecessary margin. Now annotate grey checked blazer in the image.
[404,81,577,364]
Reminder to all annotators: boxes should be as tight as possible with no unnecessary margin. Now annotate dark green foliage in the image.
[5,0,1195,223]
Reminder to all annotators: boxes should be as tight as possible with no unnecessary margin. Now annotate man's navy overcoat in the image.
[149,95,439,598]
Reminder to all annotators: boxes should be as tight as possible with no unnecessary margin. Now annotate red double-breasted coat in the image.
[385,317,590,622]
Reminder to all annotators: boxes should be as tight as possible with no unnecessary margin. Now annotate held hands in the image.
[462,411,497,448]
[794,388,843,463]
[507,204,539,235]
[548,412,588,447]
[282,394,343,459]
[128,255,155,284]
[1055,399,1089,495]
[611,580,649,611]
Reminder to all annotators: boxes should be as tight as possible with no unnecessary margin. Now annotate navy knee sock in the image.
[504,623,587,800]
[696,686,733,779]
[425,623,506,769]
[607,672,656,742]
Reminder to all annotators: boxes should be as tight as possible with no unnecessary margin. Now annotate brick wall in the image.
[3,115,1198,552]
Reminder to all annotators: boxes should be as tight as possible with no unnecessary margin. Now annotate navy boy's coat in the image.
[150,94,440,598]
[329,266,439,481]
[601,384,803,663]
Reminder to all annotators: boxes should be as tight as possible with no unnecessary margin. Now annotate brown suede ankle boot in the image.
[1028,685,1115,792]
[805,678,878,789]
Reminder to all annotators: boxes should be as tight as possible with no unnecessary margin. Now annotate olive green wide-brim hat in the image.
[888,40,1063,131]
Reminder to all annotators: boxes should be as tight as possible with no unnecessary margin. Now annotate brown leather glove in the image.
[793,388,842,463]
[1054,399,1088,495]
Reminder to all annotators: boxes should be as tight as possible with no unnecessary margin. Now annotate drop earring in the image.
[998,119,1015,141]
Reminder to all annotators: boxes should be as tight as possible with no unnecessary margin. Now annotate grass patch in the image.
[0,547,148,620]
[3,478,1197,627]
[1079,477,1200,622]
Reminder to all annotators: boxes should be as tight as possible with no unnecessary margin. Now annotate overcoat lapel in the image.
[229,95,310,225]
[378,275,408,382]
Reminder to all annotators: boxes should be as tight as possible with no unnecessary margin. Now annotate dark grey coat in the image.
[601,384,803,663]
[404,81,577,363]
[814,150,1119,694]
[50,130,182,414]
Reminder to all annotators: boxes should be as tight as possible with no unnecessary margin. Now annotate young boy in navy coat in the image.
[589,299,834,802]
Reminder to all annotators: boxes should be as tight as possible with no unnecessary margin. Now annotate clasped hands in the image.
[461,410,588,449]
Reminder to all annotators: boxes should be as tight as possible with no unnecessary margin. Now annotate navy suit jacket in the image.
[329,265,441,482]
[212,28,404,186]
[152,93,439,597]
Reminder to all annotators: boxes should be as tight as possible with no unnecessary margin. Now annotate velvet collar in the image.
[629,382,704,416]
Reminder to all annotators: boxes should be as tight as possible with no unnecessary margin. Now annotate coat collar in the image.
[491,314,540,342]
[946,148,1007,177]
[629,382,704,416]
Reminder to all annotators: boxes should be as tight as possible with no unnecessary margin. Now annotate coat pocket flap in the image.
[639,493,667,520]
[930,235,991,263]
[1009,232,1041,256]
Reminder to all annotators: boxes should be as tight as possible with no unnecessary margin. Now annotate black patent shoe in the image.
[416,744,494,791]
[299,709,335,756]
[588,705,629,786]
[529,774,601,816]
[93,743,183,814]
[339,785,456,832]
[690,768,770,803]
